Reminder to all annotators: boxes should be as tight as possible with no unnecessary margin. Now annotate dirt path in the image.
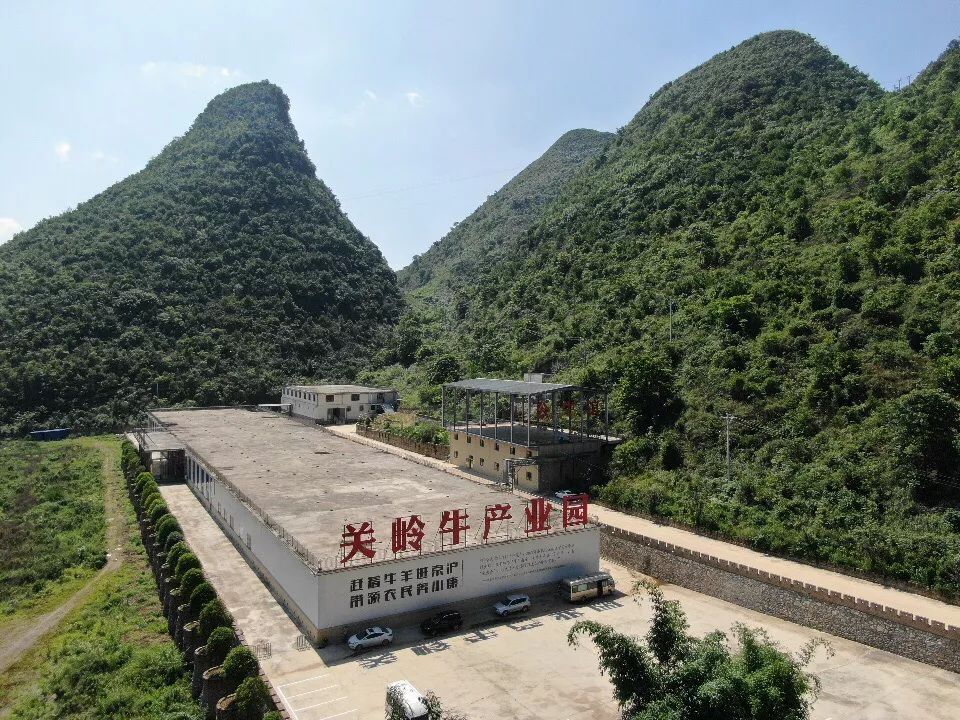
[0,439,127,674]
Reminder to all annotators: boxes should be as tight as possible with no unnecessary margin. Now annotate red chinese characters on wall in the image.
[391,515,426,553]
[340,521,377,563]
[439,508,470,547]
[338,495,590,564]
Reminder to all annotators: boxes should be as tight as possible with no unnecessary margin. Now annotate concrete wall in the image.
[282,389,399,423]
[600,526,960,673]
[317,527,599,639]
[448,432,540,489]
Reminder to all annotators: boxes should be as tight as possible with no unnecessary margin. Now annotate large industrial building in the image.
[441,378,619,493]
[281,384,399,423]
[141,406,599,644]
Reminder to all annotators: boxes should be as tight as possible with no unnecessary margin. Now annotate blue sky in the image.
[0,2,957,267]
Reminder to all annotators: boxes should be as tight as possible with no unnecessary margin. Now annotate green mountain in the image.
[0,81,400,433]
[398,128,614,295]
[382,32,960,596]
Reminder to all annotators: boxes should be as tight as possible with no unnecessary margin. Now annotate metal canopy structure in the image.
[441,377,610,448]
[444,378,581,396]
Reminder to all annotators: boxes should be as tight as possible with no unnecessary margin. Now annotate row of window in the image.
[286,389,378,403]
[453,433,532,457]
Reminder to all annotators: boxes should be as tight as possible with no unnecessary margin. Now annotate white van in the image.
[385,680,430,720]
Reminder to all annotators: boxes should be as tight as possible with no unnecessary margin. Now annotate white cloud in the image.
[54,141,71,162]
[364,89,378,102]
[0,217,23,245]
[140,61,242,82]
[405,91,422,107]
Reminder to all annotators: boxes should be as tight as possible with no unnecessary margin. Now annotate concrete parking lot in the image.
[163,484,960,720]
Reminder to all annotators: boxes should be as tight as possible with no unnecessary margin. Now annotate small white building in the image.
[281,384,398,424]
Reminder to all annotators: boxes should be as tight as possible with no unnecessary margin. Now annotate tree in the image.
[614,353,682,435]
[233,676,272,720]
[568,584,827,720]
[198,599,234,642]
[223,646,259,692]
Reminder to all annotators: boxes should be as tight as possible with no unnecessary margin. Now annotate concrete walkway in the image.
[325,424,960,629]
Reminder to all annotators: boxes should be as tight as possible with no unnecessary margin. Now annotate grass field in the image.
[0,440,106,625]
[0,437,202,720]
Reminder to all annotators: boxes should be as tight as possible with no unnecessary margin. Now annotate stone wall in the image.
[357,425,449,460]
[601,526,960,673]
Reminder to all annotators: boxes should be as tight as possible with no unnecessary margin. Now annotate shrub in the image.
[141,490,163,514]
[205,626,237,666]
[155,515,181,547]
[198,599,233,642]
[233,676,272,720]
[263,713,282,720]
[165,541,189,571]
[164,531,184,552]
[189,582,217,615]
[178,567,205,599]
[174,553,201,584]
[223,646,259,692]
[148,501,169,524]
[136,471,158,494]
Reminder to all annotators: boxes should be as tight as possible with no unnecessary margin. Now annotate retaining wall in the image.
[357,425,449,460]
[601,525,960,673]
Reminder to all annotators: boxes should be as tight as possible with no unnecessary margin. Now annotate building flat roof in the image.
[150,408,517,569]
[444,378,584,395]
[285,384,395,394]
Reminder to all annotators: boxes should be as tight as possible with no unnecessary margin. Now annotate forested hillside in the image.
[383,32,960,596]
[0,81,400,433]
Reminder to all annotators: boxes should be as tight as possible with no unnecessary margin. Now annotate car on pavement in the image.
[554,489,578,500]
[420,610,463,637]
[347,626,393,651]
[494,593,531,617]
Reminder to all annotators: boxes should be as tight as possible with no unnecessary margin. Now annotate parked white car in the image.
[494,594,531,617]
[554,489,578,500]
[347,626,393,651]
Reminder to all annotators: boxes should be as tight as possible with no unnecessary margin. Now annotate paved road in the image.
[327,423,960,628]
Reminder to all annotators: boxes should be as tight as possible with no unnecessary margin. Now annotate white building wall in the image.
[281,387,399,423]
[317,527,599,630]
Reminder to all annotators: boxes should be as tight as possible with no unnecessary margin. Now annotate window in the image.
[454,433,459,440]
[347,406,352,411]
[526,472,533,480]
[479,440,484,447]
[479,458,484,466]
[466,436,471,444]
[351,393,360,401]
[359,405,364,411]
[325,394,334,402]
[526,451,533,458]
[495,462,500,471]
[495,443,500,451]
[510,447,516,455]
[454,451,459,458]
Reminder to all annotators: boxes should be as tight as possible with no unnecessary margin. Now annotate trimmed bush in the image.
[189,582,217,615]
[179,567,205,599]
[234,676,272,720]
[206,626,237,666]
[163,531,184,552]
[198,599,233,642]
[141,490,163,513]
[174,553,201,584]
[264,712,282,720]
[165,541,189,570]
[136,471,158,494]
[223,646,259,692]
[148,502,169,524]
[155,515,181,547]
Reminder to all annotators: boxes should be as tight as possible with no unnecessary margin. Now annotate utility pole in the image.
[720,413,737,484]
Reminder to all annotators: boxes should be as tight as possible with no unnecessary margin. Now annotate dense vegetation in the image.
[569,584,826,720]
[382,32,960,596]
[0,440,105,620]
[2,563,202,719]
[0,81,400,434]
[0,437,203,719]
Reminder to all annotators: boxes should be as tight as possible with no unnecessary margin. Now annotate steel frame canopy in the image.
[441,377,610,448]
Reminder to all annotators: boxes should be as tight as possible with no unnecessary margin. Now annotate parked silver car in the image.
[494,593,531,616]
[347,625,393,651]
